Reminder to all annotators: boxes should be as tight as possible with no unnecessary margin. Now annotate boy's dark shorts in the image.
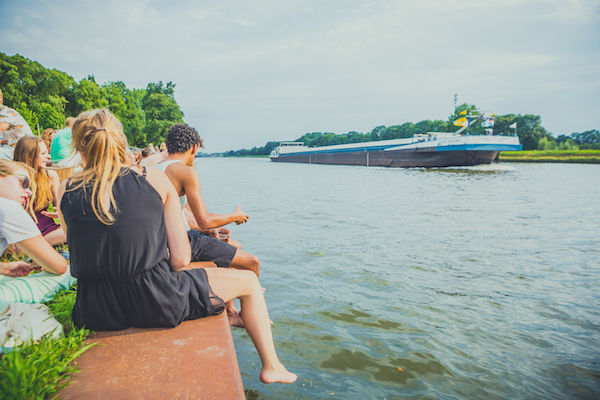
[187,230,237,267]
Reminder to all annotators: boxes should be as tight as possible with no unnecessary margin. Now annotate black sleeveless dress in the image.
[61,168,224,330]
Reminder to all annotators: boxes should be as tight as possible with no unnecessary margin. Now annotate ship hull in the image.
[270,149,500,168]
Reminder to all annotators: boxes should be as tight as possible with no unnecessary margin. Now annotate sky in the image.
[1,0,599,152]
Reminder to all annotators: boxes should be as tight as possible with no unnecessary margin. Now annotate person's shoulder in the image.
[142,166,172,200]
[0,197,26,213]
[0,198,41,240]
[0,198,35,225]
[169,159,192,171]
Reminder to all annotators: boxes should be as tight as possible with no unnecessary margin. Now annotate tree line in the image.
[0,52,184,147]
[224,104,599,156]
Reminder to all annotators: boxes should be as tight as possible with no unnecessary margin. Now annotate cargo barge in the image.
[269,132,522,168]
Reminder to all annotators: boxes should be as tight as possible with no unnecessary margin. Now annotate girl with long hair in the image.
[58,109,295,384]
[13,136,67,246]
[0,159,67,276]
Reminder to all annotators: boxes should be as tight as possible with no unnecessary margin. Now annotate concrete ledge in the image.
[60,313,244,399]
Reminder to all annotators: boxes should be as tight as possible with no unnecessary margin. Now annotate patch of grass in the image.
[0,285,93,400]
[0,328,92,400]
[45,286,78,332]
[500,150,600,163]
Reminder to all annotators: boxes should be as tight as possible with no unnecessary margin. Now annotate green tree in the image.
[16,102,39,133]
[369,125,386,141]
[141,81,184,145]
[0,52,185,146]
[69,76,108,115]
[37,102,65,130]
[537,136,557,150]
[494,114,550,150]
[559,138,579,150]
[103,81,146,146]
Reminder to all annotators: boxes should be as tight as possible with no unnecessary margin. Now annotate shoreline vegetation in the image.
[499,150,600,164]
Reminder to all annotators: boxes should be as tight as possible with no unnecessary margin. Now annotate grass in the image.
[500,150,600,163]
[0,286,94,400]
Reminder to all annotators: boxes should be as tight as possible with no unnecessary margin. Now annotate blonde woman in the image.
[59,109,296,384]
[0,159,67,276]
[13,136,66,246]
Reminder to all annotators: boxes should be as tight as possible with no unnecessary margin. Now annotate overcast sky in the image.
[1,0,599,152]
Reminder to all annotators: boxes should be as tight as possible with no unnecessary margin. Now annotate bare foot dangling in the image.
[260,363,297,384]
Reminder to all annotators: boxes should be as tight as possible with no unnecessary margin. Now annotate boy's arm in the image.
[179,166,248,229]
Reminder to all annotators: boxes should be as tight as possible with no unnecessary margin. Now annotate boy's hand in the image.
[233,205,249,225]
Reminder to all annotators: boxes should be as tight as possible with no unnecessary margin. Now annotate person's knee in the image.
[235,250,260,276]
[249,254,260,275]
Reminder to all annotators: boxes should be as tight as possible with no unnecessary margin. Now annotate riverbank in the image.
[500,150,600,163]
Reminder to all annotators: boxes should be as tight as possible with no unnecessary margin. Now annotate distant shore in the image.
[500,150,600,164]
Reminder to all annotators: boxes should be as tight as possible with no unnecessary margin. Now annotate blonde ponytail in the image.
[68,109,130,225]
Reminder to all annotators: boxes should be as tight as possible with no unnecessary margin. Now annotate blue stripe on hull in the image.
[436,144,522,151]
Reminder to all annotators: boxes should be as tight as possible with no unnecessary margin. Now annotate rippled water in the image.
[195,159,600,399]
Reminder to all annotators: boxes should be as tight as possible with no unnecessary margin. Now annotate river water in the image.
[195,158,600,400]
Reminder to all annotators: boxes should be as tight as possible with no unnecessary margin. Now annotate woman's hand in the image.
[0,260,32,277]
[41,210,60,219]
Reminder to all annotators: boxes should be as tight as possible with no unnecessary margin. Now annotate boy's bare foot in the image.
[228,311,245,328]
[260,363,297,384]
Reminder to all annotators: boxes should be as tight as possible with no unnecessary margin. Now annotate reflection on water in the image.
[196,159,600,400]
[420,164,517,174]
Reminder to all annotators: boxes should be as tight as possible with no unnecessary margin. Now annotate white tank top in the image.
[155,159,190,230]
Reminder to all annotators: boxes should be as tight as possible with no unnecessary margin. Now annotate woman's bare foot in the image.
[228,311,245,328]
[260,363,297,384]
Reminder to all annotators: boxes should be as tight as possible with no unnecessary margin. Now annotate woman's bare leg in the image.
[226,249,261,327]
[204,268,296,384]
[44,228,66,246]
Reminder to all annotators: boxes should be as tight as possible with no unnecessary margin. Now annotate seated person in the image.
[51,117,81,168]
[0,159,68,277]
[156,124,259,326]
[59,109,295,383]
[0,88,34,161]
[14,137,67,246]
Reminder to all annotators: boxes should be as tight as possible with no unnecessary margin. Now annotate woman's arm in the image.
[145,167,191,270]
[57,180,68,232]
[16,235,67,275]
[48,169,61,207]
[40,169,62,220]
